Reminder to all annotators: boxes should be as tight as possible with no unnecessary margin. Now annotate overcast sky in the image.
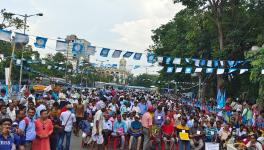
[1,0,184,75]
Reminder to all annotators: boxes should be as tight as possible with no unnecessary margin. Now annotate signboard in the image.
[205,142,219,150]
[33,85,47,91]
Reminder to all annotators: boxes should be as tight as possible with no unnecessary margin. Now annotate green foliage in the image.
[129,74,158,88]
[246,48,264,109]
[0,9,24,29]
[152,0,264,99]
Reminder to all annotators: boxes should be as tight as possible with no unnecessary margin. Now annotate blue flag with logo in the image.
[147,53,156,63]
[112,50,122,58]
[34,36,48,48]
[123,51,133,58]
[185,67,192,74]
[100,48,110,57]
[166,57,173,65]
[166,66,174,73]
[206,68,214,74]
[72,43,84,53]
[133,53,142,60]
[214,60,219,67]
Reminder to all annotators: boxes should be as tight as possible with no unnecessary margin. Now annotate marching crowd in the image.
[0,87,263,150]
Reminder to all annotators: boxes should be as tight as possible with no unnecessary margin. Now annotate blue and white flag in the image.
[112,64,118,68]
[0,29,11,42]
[133,53,142,60]
[134,65,140,69]
[239,69,248,74]
[216,69,225,75]
[34,36,47,48]
[166,67,174,73]
[195,68,202,73]
[200,60,206,66]
[206,68,214,74]
[173,58,181,65]
[165,57,173,65]
[185,58,191,63]
[227,61,235,67]
[175,67,183,73]
[185,67,192,74]
[72,43,84,53]
[123,51,133,58]
[14,32,29,44]
[86,46,96,55]
[112,50,122,58]
[147,53,156,63]
[228,68,237,73]
[100,48,110,57]
[207,60,212,67]
[214,60,219,67]
[193,59,200,67]
[220,61,224,67]
[56,40,67,51]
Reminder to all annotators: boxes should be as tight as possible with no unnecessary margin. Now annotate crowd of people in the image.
[0,86,263,150]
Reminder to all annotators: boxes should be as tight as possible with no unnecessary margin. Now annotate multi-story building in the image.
[63,34,93,70]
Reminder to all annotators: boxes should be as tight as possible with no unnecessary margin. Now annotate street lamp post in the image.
[11,13,43,91]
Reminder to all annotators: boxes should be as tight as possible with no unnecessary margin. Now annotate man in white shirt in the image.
[58,104,76,150]
[102,113,112,149]
[92,101,106,149]
[7,102,16,121]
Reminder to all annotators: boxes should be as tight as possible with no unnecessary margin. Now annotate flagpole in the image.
[8,37,16,95]
[19,15,27,91]
[10,13,43,91]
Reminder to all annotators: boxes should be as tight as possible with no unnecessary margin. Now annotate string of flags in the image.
[1,29,264,75]
[0,29,144,60]
[165,66,252,75]
[156,56,247,68]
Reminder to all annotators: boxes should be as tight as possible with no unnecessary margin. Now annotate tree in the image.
[0,9,24,29]
[129,74,158,88]
[152,1,264,98]
[246,48,264,110]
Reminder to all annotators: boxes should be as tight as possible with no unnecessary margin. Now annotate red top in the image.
[161,121,174,135]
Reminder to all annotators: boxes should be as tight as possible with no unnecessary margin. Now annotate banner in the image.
[56,40,68,51]
[228,68,237,73]
[195,68,202,73]
[173,58,181,65]
[112,50,122,58]
[216,69,225,75]
[86,46,96,55]
[206,68,214,74]
[207,60,212,67]
[72,43,84,54]
[147,53,156,63]
[133,53,142,60]
[165,57,173,65]
[123,51,133,58]
[166,67,174,73]
[5,68,10,86]
[239,69,248,74]
[34,36,48,48]
[100,48,110,57]
[185,67,192,74]
[14,32,29,44]
[175,67,183,73]
[0,30,11,42]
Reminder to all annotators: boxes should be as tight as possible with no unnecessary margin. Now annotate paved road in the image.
[70,134,86,150]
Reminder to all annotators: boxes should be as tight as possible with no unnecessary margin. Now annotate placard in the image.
[205,142,219,150]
